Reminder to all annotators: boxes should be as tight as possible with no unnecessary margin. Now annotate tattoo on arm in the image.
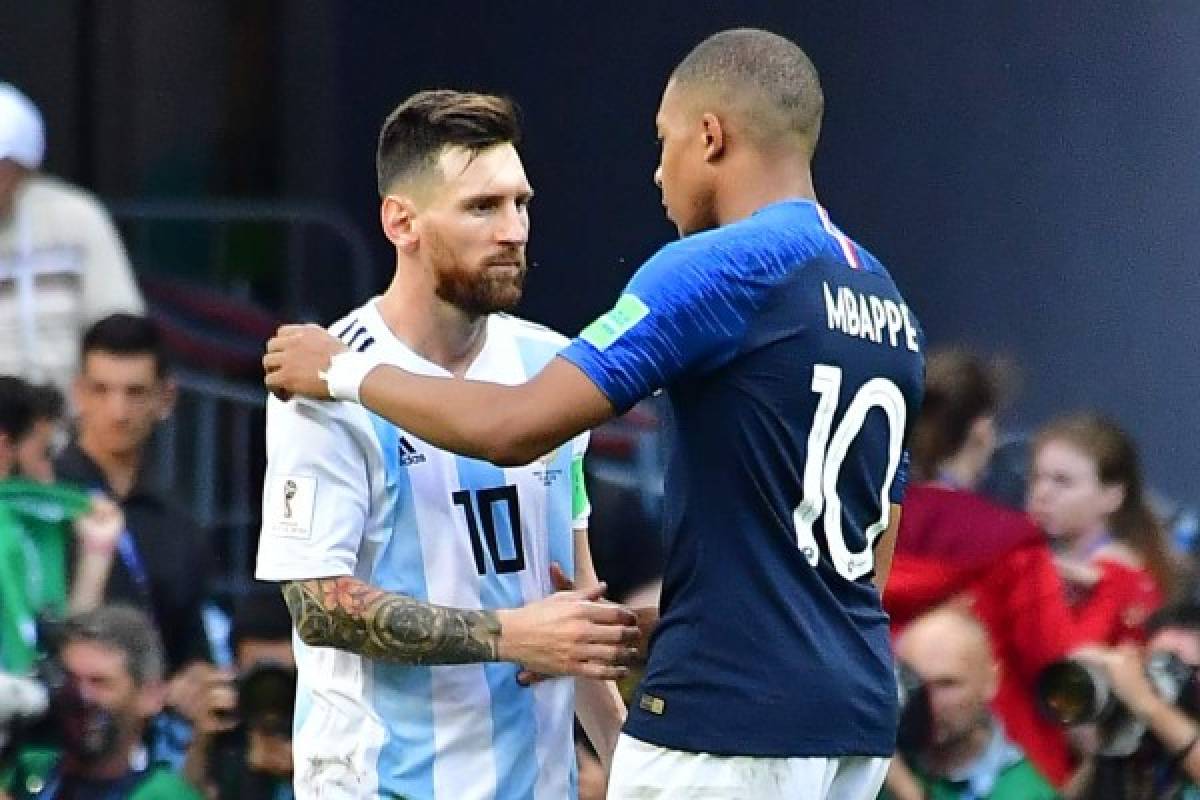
[281,577,501,665]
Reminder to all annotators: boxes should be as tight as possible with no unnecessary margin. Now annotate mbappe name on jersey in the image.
[822,281,920,352]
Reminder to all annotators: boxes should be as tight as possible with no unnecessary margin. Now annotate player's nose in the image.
[495,204,528,245]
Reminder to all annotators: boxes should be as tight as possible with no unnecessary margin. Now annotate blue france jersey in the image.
[560,199,925,757]
[257,301,591,800]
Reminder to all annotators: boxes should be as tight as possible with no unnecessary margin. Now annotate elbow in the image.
[476,421,545,467]
[480,435,543,467]
[293,625,328,649]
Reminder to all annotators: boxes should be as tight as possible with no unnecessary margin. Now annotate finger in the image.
[276,324,311,338]
[578,582,607,602]
[263,352,283,372]
[576,643,641,667]
[579,602,638,626]
[579,624,642,646]
[549,562,575,591]
[574,662,630,681]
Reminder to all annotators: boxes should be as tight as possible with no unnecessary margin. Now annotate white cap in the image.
[0,83,45,170]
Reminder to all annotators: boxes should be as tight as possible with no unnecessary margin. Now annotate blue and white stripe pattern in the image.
[258,301,588,799]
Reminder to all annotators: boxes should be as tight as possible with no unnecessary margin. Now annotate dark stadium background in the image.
[3,1,1199,502]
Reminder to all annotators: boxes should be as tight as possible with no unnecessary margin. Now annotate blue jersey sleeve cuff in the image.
[558,341,641,415]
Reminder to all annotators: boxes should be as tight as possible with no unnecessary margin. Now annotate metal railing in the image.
[110,198,377,320]
[152,368,266,598]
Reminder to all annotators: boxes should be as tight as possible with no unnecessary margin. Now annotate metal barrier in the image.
[109,198,377,320]
[152,368,266,598]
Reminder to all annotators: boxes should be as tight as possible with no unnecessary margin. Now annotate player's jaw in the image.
[428,231,527,315]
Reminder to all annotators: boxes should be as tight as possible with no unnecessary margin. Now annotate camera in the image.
[1037,652,1199,756]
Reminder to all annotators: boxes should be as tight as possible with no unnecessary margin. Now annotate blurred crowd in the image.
[3,77,1199,800]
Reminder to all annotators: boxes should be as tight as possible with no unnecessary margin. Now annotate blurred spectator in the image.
[181,591,295,800]
[0,83,143,395]
[14,383,65,484]
[1070,604,1200,799]
[54,314,211,674]
[882,606,1059,800]
[0,375,122,674]
[1,605,202,799]
[884,348,1079,784]
[1029,413,1171,644]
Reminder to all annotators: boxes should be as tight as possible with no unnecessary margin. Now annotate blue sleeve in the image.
[560,230,793,413]
[889,449,911,505]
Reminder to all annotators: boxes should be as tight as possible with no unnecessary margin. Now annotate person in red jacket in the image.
[884,348,1080,785]
[1028,413,1171,645]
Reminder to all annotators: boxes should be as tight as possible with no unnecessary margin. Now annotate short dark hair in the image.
[62,605,165,687]
[375,90,521,196]
[80,313,169,378]
[27,382,64,423]
[231,589,294,648]
[0,375,34,441]
[670,28,824,152]
[910,348,1001,481]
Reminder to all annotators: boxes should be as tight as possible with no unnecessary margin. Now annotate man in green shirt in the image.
[882,607,1059,800]
[2,605,202,799]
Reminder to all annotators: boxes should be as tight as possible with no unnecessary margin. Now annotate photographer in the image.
[181,592,295,800]
[882,606,1059,800]
[1070,603,1200,799]
[1,604,200,799]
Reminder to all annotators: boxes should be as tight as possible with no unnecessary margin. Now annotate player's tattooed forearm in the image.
[282,577,501,664]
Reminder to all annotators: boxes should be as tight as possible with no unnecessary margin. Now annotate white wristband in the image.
[323,351,380,404]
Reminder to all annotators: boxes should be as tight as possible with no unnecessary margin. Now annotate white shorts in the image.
[605,733,890,800]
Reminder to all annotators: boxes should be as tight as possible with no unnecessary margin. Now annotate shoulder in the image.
[5,746,61,790]
[134,766,205,799]
[995,754,1058,796]
[491,313,570,348]
[646,203,831,280]
[23,175,112,221]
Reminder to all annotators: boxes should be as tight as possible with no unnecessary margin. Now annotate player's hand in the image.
[517,563,579,686]
[497,580,640,681]
[263,324,349,401]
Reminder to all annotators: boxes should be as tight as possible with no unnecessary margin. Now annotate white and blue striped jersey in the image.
[256,298,591,800]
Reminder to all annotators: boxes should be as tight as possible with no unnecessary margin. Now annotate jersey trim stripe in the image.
[367,415,437,799]
[814,204,861,270]
[456,455,540,800]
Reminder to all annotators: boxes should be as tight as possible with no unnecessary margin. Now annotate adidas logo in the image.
[399,436,426,467]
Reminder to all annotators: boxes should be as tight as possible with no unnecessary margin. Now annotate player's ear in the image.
[701,112,726,163]
[381,194,420,252]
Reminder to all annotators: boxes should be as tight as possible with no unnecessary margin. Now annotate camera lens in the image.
[1038,659,1112,726]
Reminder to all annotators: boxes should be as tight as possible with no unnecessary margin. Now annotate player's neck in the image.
[376,274,489,376]
[714,154,816,227]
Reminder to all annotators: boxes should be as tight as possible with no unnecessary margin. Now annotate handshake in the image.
[496,564,652,683]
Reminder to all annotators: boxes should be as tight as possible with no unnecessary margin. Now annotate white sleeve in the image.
[255,394,373,581]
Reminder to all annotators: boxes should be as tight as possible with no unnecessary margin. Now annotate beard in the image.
[427,229,528,315]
